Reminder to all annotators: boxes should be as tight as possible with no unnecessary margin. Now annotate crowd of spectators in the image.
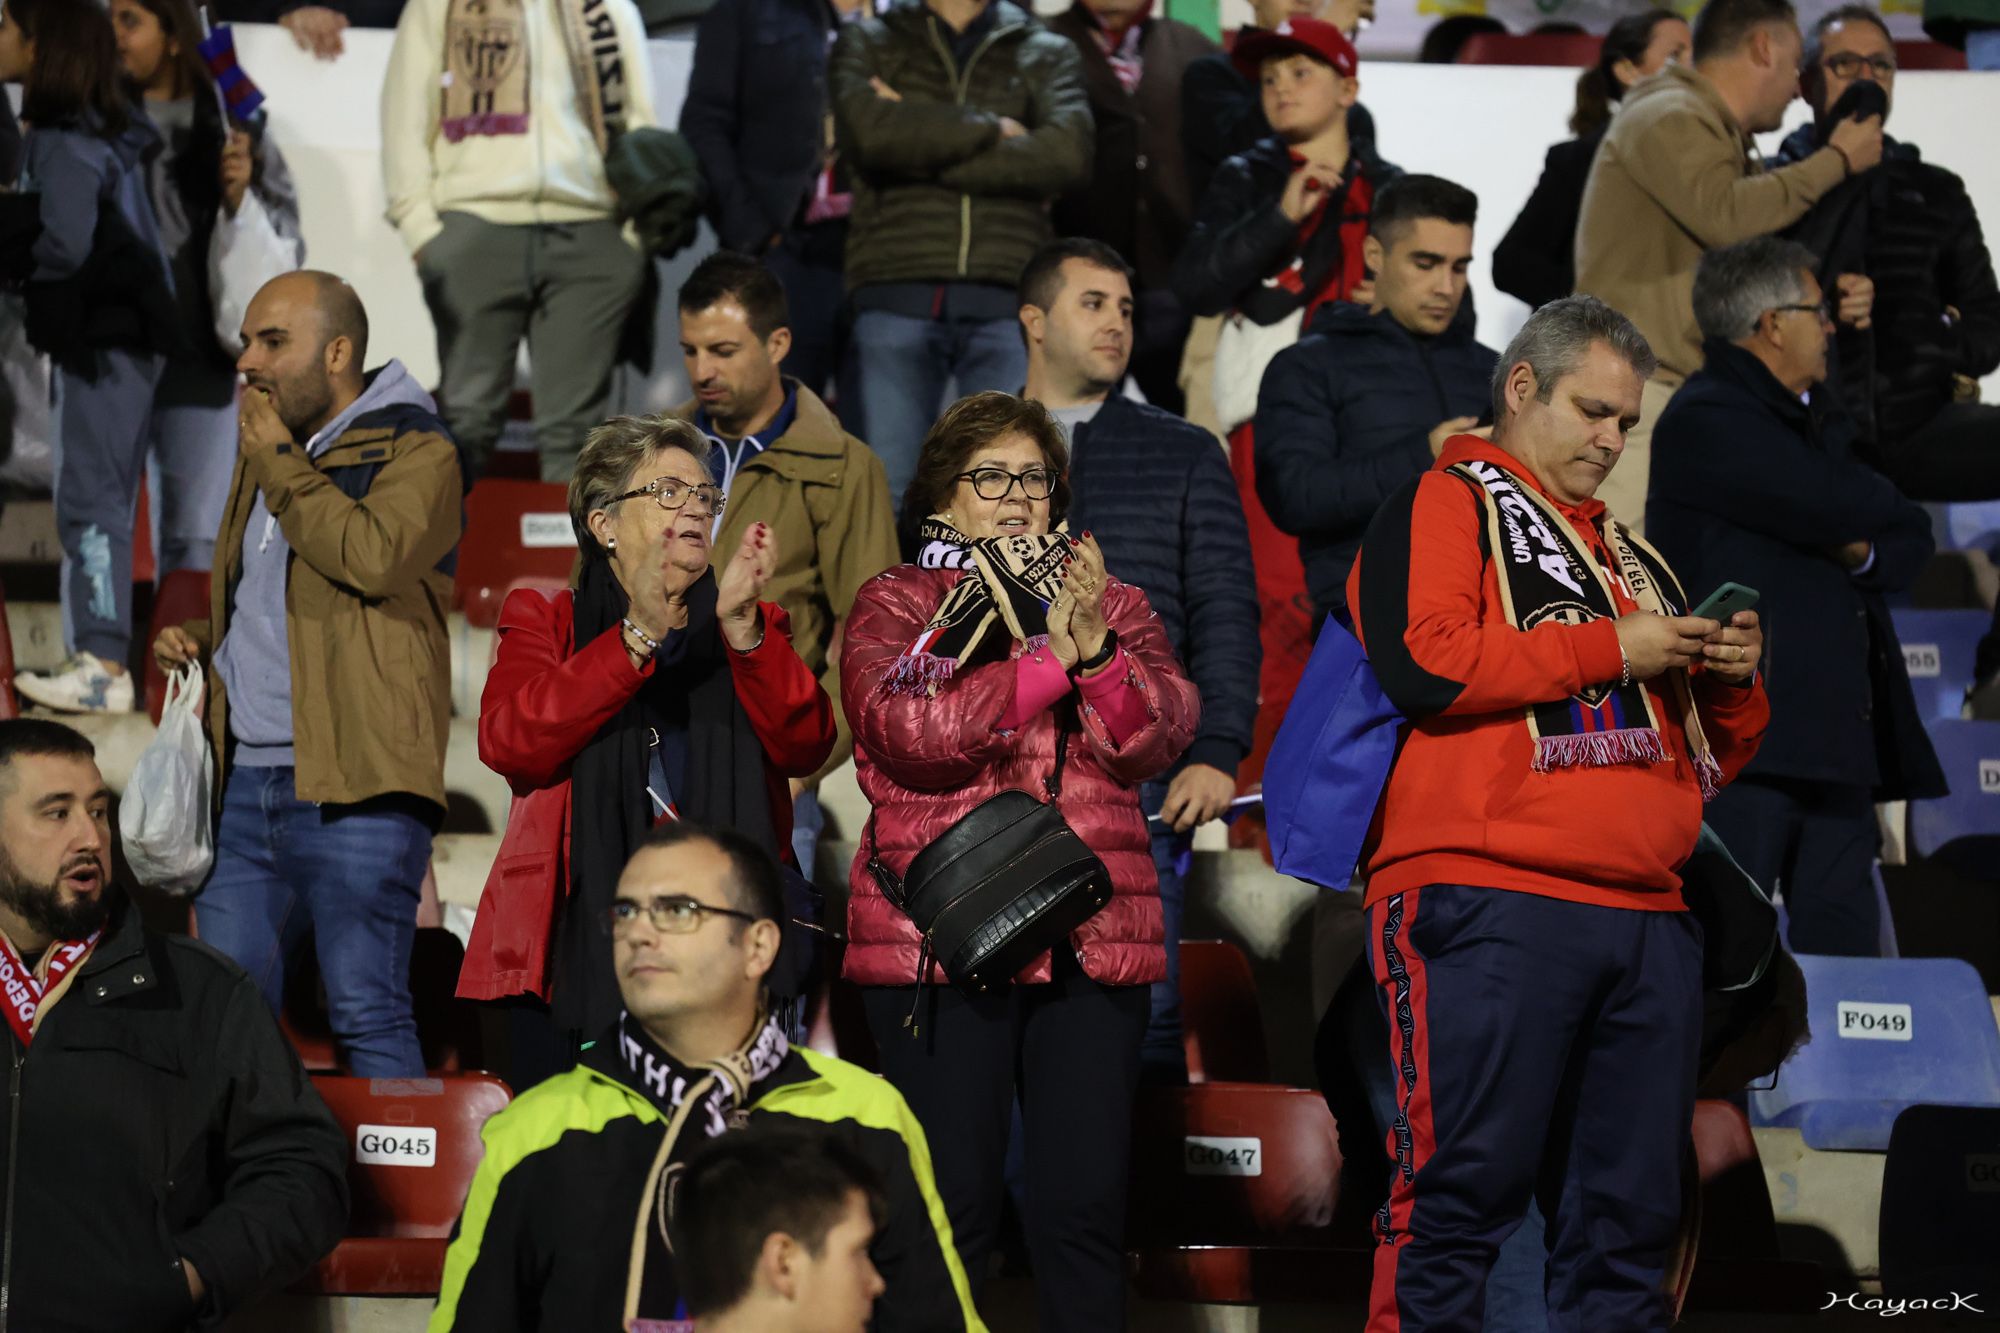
[4,0,2000,1326]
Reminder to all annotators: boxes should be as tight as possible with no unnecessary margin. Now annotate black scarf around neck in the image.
[557,556,777,1039]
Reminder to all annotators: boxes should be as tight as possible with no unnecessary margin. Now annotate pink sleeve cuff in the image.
[997,649,1073,732]
[1077,649,1150,747]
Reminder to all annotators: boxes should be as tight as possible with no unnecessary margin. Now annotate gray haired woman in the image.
[461,416,835,1077]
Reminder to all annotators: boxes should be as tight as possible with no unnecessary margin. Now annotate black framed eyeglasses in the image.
[601,894,762,937]
[609,475,726,515]
[1823,52,1896,79]
[1770,299,1833,323]
[955,467,1059,501]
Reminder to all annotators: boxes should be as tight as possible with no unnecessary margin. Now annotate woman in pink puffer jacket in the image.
[840,392,1198,1333]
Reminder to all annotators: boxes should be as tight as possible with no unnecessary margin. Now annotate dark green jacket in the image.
[1923,0,2000,46]
[830,0,1092,290]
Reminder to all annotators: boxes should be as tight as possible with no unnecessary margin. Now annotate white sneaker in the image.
[14,655,136,714]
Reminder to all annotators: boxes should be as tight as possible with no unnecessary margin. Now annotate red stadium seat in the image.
[144,569,211,724]
[0,577,17,720]
[1181,939,1273,1084]
[1127,1084,1366,1303]
[1682,1100,1824,1313]
[296,1072,512,1295]
[455,480,576,629]
[1894,39,1968,70]
[1455,31,1604,66]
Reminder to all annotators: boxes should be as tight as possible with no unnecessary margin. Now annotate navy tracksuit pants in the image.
[1365,883,1703,1333]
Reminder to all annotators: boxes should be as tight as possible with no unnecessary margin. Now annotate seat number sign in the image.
[357,1124,438,1167]
[1184,1135,1262,1176]
[1836,1001,1912,1041]
[520,514,576,549]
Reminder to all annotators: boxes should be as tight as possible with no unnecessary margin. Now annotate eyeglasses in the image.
[1823,52,1896,79]
[609,474,726,515]
[956,467,1059,501]
[602,894,762,937]
[1769,299,1833,323]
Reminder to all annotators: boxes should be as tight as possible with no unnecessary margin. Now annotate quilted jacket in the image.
[829,0,1093,290]
[1066,394,1259,775]
[841,566,1199,987]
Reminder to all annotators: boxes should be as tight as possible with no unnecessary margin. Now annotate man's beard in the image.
[0,847,110,944]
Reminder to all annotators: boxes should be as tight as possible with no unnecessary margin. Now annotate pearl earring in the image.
[608,538,617,549]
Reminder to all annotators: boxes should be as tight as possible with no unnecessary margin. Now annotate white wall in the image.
[236,24,2000,404]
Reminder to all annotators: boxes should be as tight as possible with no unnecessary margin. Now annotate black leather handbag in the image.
[867,728,1113,1002]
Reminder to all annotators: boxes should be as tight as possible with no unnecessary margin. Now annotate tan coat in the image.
[1575,63,1848,379]
[673,383,899,777]
[186,407,463,811]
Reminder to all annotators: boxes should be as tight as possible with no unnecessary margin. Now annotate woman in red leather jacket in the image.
[842,392,1199,1332]
[461,417,835,1079]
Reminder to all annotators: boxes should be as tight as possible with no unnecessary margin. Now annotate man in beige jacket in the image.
[671,251,900,876]
[1576,0,1883,530]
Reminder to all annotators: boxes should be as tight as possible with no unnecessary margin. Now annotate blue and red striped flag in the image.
[196,21,265,124]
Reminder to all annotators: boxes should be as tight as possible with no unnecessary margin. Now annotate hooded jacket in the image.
[1348,437,1769,912]
[17,111,184,372]
[185,361,466,811]
[841,567,1199,987]
[1575,63,1849,379]
[1648,339,1944,800]
[428,1023,983,1332]
[1254,299,1499,621]
[2,896,347,1332]
[380,0,661,255]
[1775,123,2000,453]
[829,0,1093,291]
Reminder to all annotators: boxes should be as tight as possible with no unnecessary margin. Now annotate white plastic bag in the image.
[119,665,215,896]
[208,192,303,356]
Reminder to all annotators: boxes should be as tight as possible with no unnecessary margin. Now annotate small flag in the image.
[196,18,264,124]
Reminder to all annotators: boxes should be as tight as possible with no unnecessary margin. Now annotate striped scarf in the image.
[1450,459,1721,798]
[886,516,1069,696]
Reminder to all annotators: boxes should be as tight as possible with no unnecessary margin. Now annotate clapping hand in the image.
[1045,534,1110,673]
[716,522,776,652]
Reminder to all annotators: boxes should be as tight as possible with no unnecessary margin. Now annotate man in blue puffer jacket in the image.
[1254,174,1498,628]
[1019,237,1258,1081]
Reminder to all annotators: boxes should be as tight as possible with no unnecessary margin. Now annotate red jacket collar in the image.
[1434,435,1607,531]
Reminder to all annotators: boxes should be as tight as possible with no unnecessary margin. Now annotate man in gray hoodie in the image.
[154,271,465,1078]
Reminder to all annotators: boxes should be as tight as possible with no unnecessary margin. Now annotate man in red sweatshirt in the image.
[1347,294,1770,1333]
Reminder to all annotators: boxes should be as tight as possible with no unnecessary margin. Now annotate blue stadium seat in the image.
[1890,609,1986,721]
[1907,718,2000,870]
[1879,1104,2000,1302]
[1749,955,2000,1151]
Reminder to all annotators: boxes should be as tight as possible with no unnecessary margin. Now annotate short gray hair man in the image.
[1491,295,1659,429]
[1691,238,1821,342]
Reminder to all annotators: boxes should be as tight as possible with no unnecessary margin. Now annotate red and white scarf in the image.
[0,930,101,1048]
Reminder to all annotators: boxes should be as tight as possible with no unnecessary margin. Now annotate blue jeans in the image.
[1967,27,2000,69]
[850,308,1028,512]
[196,765,431,1076]
[791,786,825,884]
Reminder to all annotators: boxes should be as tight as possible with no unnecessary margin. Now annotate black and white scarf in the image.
[1451,458,1721,798]
[886,515,1071,695]
[614,1009,793,1330]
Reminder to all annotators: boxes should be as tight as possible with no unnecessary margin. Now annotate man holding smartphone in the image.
[1650,238,1941,958]
[1346,295,1769,1331]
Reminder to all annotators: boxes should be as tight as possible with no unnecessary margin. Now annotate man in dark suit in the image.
[1650,237,1943,957]
[1019,237,1258,1080]
[1048,0,1217,411]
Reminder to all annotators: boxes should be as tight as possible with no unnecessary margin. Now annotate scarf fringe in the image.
[885,651,956,696]
[1694,750,1723,803]
[1532,728,1671,774]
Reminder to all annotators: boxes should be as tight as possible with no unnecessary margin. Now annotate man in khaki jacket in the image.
[1575,0,1883,530]
[154,271,464,1079]
[672,252,900,876]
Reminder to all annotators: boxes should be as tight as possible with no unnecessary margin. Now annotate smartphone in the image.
[1692,582,1760,622]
